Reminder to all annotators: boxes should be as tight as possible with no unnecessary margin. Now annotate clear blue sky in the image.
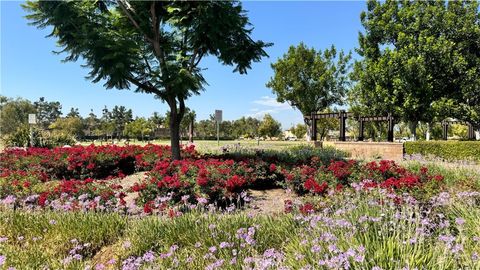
[1,1,365,129]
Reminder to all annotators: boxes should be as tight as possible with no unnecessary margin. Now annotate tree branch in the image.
[193,51,205,69]
[127,76,162,97]
[117,0,154,43]
[143,56,153,74]
[149,1,169,77]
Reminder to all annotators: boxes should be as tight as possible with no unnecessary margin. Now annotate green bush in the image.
[405,141,480,162]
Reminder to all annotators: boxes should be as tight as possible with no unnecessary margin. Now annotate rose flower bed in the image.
[0,144,198,181]
[0,144,198,211]
[1,144,448,215]
[282,159,445,201]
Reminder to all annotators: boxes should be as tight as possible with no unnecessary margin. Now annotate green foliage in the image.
[0,211,127,269]
[34,97,62,129]
[258,114,282,138]
[123,117,153,140]
[24,0,270,159]
[0,96,36,139]
[289,123,307,139]
[49,117,84,139]
[221,145,348,166]
[266,43,351,127]
[315,107,339,140]
[195,116,262,140]
[351,0,480,132]
[2,189,480,269]
[66,107,81,118]
[405,141,480,162]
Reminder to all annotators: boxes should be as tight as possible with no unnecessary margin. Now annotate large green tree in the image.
[258,113,282,138]
[33,97,62,129]
[49,117,84,139]
[124,117,153,141]
[266,43,351,139]
[351,0,480,139]
[24,1,269,159]
[0,96,36,139]
[111,105,133,139]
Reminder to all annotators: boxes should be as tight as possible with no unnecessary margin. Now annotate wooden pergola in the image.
[441,119,476,140]
[305,110,395,142]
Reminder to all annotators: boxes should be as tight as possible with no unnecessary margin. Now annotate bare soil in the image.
[246,188,297,215]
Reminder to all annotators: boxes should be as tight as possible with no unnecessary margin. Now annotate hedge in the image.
[404,141,480,162]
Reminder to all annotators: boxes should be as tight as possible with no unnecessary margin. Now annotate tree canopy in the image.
[24,0,270,159]
[266,43,351,136]
[351,0,480,136]
[259,114,282,138]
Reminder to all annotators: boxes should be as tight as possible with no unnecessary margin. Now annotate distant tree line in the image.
[0,96,285,147]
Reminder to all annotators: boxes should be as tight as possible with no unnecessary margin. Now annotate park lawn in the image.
[78,139,308,153]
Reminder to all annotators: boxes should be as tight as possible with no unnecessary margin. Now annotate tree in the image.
[49,117,84,139]
[315,108,339,141]
[124,117,152,141]
[232,117,261,139]
[351,0,480,139]
[181,109,196,143]
[111,106,133,139]
[290,124,307,140]
[196,119,215,140]
[25,1,270,159]
[33,97,62,129]
[99,106,115,140]
[149,112,164,129]
[85,109,99,137]
[0,96,36,139]
[266,43,351,139]
[66,107,81,118]
[258,114,281,139]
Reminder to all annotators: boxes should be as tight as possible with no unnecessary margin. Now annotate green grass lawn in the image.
[79,139,308,153]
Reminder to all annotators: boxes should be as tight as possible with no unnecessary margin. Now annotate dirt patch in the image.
[246,188,298,215]
[90,241,123,269]
[119,172,147,206]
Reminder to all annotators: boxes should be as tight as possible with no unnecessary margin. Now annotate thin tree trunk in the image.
[426,122,431,141]
[189,121,194,143]
[304,119,311,141]
[410,121,418,141]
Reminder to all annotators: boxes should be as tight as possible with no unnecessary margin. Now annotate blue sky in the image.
[1,1,365,129]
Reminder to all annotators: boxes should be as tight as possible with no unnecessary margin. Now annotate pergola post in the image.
[311,113,317,141]
[467,123,475,140]
[387,113,394,142]
[339,110,346,141]
[358,119,364,141]
[442,121,448,140]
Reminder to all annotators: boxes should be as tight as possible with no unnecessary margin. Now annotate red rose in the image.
[284,200,293,213]
[269,164,277,172]
[299,202,314,215]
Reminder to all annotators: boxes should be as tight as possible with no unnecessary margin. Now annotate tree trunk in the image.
[304,119,311,141]
[426,122,431,141]
[169,109,182,160]
[167,96,185,160]
[410,121,418,141]
[189,120,194,143]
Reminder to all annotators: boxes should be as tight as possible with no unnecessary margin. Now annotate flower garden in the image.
[1,144,480,269]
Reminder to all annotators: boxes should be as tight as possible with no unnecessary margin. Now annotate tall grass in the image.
[1,188,478,269]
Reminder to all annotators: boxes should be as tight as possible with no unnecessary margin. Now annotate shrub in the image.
[405,141,480,162]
